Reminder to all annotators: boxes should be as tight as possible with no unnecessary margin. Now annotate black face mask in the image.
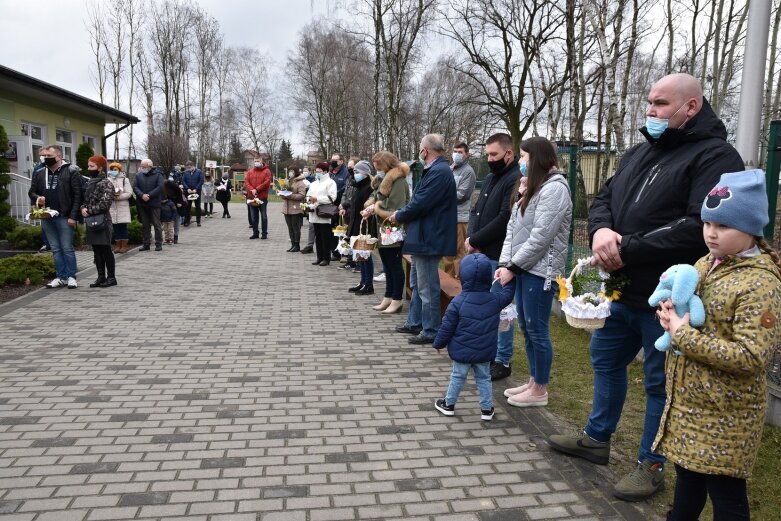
[330,160,339,169]
[487,157,508,175]
[43,157,56,167]
[87,169,100,178]
[348,167,354,175]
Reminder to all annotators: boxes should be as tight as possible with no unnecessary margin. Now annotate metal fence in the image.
[8,172,32,223]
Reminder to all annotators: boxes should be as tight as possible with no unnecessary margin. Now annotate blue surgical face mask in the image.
[645,117,669,139]
[108,169,120,178]
[376,170,385,179]
[315,172,323,180]
[452,152,464,165]
[138,168,149,174]
[519,161,528,177]
[645,103,687,139]
[354,173,365,183]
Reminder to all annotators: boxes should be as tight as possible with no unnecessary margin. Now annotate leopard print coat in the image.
[653,253,781,478]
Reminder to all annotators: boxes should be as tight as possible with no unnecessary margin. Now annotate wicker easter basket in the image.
[332,216,348,236]
[351,218,377,252]
[559,257,615,331]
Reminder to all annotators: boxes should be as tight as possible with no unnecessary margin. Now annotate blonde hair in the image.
[757,238,781,270]
[108,162,124,172]
[372,150,400,172]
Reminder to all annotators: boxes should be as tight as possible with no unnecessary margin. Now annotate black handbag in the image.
[84,213,107,232]
[315,197,338,219]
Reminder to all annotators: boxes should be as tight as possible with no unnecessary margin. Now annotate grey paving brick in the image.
[200,457,246,469]
[85,506,139,520]
[69,463,119,474]
[117,492,170,506]
[262,485,309,499]
[0,500,23,513]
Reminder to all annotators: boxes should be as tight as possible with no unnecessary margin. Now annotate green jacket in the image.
[653,253,781,478]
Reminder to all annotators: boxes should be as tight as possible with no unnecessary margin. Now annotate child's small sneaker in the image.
[480,407,495,421]
[434,398,455,416]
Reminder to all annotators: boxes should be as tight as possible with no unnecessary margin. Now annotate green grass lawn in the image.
[510,314,781,520]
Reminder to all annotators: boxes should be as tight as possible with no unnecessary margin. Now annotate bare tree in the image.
[124,0,144,160]
[233,47,275,154]
[192,8,221,166]
[147,131,190,174]
[86,0,109,105]
[441,0,566,151]
[104,0,128,160]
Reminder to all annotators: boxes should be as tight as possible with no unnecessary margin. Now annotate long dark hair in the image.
[517,137,559,215]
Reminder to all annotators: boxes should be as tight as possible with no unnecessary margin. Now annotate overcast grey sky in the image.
[2,0,340,156]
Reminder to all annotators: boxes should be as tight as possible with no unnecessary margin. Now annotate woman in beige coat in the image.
[107,162,133,253]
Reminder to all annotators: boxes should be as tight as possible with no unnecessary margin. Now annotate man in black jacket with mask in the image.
[466,133,520,381]
[28,145,83,288]
[547,73,744,502]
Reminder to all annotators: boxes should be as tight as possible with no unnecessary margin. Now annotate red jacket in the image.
[244,165,272,199]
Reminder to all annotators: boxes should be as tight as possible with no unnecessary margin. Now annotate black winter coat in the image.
[588,98,744,308]
[134,168,165,208]
[28,163,84,220]
[347,176,375,238]
[467,159,520,261]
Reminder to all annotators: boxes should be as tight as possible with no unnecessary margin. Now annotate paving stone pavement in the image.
[0,203,661,521]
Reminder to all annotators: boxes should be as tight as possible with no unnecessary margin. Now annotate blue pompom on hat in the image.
[700,169,768,236]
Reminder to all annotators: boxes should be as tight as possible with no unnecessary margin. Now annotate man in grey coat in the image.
[442,142,475,279]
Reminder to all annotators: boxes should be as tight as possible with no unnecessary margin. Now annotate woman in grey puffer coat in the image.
[496,137,572,408]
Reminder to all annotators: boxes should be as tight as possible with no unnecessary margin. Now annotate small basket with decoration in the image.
[557,257,628,331]
[350,219,377,261]
[299,201,312,212]
[247,197,264,206]
[379,218,405,246]
[26,207,59,221]
[332,216,348,237]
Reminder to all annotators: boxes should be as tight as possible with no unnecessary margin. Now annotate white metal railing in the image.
[8,172,32,223]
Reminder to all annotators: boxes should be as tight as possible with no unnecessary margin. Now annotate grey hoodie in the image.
[498,173,572,286]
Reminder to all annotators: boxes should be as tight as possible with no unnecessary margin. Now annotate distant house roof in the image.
[0,65,140,124]
[230,162,245,171]
[243,150,269,160]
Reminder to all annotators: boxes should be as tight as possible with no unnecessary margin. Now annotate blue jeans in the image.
[515,271,557,385]
[445,361,492,410]
[404,255,441,338]
[359,256,374,285]
[584,301,666,464]
[249,201,268,236]
[488,260,516,365]
[42,216,77,279]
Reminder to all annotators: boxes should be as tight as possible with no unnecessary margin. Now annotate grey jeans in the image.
[137,206,162,247]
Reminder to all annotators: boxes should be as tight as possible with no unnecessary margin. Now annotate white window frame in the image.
[82,134,97,153]
[56,128,74,163]
[21,121,47,164]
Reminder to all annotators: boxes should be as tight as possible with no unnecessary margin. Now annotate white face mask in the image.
[288,171,295,178]
[254,162,261,168]
[452,152,464,165]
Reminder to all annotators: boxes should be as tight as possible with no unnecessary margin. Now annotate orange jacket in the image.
[244,166,272,199]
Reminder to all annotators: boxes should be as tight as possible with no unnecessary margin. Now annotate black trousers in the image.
[204,202,213,215]
[137,206,162,247]
[92,244,115,278]
[667,464,749,521]
[219,200,230,216]
[313,223,333,263]
[284,214,303,244]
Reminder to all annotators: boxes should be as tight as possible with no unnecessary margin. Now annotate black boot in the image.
[289,243,300,252]
[286,244,295,252]
[174,235,179,244]
[300,246,314,254]
[90,264,106,288]
[348,283,364,293]
[356,285,375,295]
[99,277,118,287]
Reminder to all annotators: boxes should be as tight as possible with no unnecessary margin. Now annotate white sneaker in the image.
[47,278,65,288]
[373,273,386,282]
[66,277,78,289]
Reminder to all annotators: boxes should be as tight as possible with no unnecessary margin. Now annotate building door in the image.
[6,135,33,178]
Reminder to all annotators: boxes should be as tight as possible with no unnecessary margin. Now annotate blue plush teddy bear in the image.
[647,264,706,353]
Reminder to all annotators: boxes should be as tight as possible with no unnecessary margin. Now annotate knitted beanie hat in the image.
[701,169,768,236]
[353,160,372,176]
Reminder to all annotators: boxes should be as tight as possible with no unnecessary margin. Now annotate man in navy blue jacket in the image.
[182,160,204,227]
[390,134,457,344]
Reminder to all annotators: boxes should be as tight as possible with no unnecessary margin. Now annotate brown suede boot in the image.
[116,239,129,253]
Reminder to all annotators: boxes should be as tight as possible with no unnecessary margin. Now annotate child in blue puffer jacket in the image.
[433,253,516,420]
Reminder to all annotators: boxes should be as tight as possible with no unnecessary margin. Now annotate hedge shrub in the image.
[0,215,17,240]
[128,220,142,244]
[0,254,55,285]
[7,225,42,250]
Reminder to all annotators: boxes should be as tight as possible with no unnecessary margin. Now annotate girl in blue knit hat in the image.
[656,169,781,520]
